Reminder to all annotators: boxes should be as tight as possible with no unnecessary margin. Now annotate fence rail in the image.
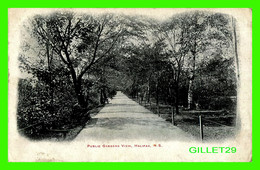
[18,119,84,139]
[134,96,235,141]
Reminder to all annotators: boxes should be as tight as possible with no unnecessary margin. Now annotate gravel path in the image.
[75,91,194,141]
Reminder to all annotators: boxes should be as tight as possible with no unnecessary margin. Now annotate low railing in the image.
[134,97,235,141]
[18,120,71,139]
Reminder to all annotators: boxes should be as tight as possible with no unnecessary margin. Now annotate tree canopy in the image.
[18,10,237,134]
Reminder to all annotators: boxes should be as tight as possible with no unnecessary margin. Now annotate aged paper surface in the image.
[8,8,252,162]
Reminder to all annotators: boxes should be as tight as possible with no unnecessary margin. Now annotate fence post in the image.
[199,115,203,141]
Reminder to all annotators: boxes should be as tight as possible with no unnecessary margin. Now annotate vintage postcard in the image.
[8,8,252,162]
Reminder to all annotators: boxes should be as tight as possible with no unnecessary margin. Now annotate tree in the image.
[159,15,189,114]
[176,12,209,109]
[30,12,127,108]
[170,12,234,110]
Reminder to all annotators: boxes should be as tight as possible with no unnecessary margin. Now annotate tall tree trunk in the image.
[100,87,108,105]
[71,71,87,108]
[148,80,152,109]
[175,84,180,114]
[103,87,108,104]
[46,42,54,110]
[232,17,240,129]
[232,17,240,83]
[100,88,104,104]
[187,79,193,109]
[156,79,159,106]
[156,77,160,116]
[74,80,87,107]
[147,73,152,104]
[147,83,150,103]
[188,53,196,110]
[61,50,87,108]
[175,62,182,114]
[168,84,175,125]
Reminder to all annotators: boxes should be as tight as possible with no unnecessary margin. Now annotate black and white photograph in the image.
[8,8,252,162]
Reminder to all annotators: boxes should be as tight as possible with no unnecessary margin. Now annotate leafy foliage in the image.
[18,11,238,139]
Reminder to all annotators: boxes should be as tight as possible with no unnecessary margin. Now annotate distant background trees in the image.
[121,11,237,114]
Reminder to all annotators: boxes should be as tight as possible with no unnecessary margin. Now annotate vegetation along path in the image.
[75,91,194,141]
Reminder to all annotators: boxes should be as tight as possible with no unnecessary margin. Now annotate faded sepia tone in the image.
[8,8,252,162]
